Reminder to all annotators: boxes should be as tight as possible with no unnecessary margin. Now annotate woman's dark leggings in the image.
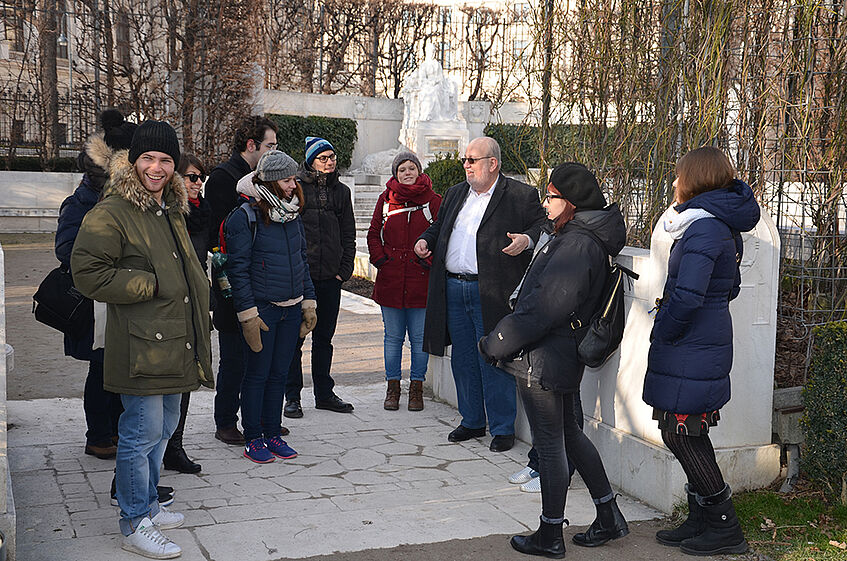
[661,429,726,496]
[518,384,613,523]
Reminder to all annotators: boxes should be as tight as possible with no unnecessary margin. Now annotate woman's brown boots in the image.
[384,380,424,411]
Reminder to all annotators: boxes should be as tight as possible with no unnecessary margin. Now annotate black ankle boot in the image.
[510,517,566,559]
[163,446,202,474]
[657,484,706,546]
[572,495,629,547]
[680,485,748,556]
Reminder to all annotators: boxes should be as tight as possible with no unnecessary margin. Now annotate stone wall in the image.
[0,243,16,560]
[427,209,782,513]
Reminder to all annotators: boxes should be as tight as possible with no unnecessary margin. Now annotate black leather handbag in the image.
[32,265,93,334]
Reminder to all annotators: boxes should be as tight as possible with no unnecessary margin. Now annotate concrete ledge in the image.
[0,243,16,559]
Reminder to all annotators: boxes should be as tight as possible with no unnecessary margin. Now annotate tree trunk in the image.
[38,0,60,165]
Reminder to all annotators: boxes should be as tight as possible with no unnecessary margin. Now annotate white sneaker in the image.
[509,466,539,484]
[151,506,185,530]
[520,476,542,493]
[121,517,182,559]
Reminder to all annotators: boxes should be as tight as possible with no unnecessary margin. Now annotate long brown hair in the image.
[252,176,305,225]
[675,147,736,203]
[547,184,577,233]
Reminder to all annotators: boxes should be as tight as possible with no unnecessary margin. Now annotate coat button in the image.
[155,333,163,340]
[156,210,163,216]
[184,296,190,303]
[185,342,192,350]
[173,252,178,259]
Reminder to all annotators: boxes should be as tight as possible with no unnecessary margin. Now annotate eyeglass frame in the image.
[460,156,495,165]
[250,138,278,151]
[184,173,206,183]
[315,153,337,163]
[542,193,565,203]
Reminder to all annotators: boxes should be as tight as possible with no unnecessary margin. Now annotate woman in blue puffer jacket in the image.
[225,150,317,464]
[643,147,760,557]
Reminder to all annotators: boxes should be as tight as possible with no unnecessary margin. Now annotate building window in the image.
[11,119,24,145]
[3,0,29,53]
[440,41,451,70]
[513,39,529,63]
[116,11,130,67]
[513,3,532,22]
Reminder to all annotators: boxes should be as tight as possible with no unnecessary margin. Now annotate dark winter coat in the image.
[418,174,547,356]
[367,175,442,309]
[205,152,253,332]
[642,179,760,414]
[297,164,357,282]
[479,205,628,393]
[224,202,316,316]
[71,151,213,396]
[55,133,115,361]
[186,195,211,273]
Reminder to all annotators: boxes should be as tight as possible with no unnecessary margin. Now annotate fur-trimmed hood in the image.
[84,132,115,170]
[103,150,189,215]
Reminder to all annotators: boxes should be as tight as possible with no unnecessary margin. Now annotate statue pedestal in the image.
[400,121,469,165]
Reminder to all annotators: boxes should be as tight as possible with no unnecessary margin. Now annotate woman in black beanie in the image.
[479,163,630,558]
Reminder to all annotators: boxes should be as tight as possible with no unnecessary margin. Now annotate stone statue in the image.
[400,47,459,127]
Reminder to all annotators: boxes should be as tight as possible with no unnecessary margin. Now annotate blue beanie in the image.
[305,136,334,167]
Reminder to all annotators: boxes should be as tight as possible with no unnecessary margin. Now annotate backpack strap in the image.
[380,201,433,244]
[220,201,258,251]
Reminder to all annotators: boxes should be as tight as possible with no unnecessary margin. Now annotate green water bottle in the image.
[211,247,232,299]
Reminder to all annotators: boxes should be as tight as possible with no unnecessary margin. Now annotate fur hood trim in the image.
[84,132,115,170]
[105,150,189,214]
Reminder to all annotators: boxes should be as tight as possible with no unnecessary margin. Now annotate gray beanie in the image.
[391,151,422,179]
[256,150,298,182]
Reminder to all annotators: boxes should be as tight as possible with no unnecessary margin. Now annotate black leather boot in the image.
[657,484,706,546]
[679,485,748,556]
[510,517,566,559]
[163,393,201,474]
[572,495,629,547]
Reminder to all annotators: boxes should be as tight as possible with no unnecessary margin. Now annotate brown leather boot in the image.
[408,380,424,411]
[384,380,401,410]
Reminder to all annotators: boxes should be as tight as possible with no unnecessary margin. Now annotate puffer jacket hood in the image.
[564,203,627,258]
[676,179,760,233]
[103,150,189,215]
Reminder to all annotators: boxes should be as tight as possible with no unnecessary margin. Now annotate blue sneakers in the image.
[265,436,298,459]
[243,438,275,463]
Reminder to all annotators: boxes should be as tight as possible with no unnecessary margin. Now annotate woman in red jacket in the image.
[367,151,441,411]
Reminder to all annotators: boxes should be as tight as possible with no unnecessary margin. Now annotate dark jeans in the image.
[241,303,301,442]
[518,383,612,522]
[526,393,583,477]
[165,392,191,452]
[214,329,246,429]
[84,358,122,445]
[286,278,342,403]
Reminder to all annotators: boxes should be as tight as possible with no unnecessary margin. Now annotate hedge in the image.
[265,114,358,170]
[801,321,847,500]
[424,153,465,196]
[0,156,78,172]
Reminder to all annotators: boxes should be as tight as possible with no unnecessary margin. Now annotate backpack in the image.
[568,227,638,368]
[217,200,258,253]
[32,264,93,335]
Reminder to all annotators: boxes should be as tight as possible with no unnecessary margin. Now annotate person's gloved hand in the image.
[241,315,269,353]
[477,337,498,367]
[300,300,317,338]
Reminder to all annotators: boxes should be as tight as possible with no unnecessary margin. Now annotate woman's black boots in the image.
[510,517,566,559]
[572,495,629,547]
[163,392,202,474]
[656,484,706,545]
[679,484,748,556]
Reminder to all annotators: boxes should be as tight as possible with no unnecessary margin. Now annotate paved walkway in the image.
[9,293,661,561]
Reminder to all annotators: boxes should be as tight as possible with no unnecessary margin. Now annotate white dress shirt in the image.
[445,179,498,274]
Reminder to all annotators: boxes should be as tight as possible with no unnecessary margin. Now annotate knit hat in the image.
[129,120,181,165]
[99,109,137,152]
[305,136,334,166]
[256,150,298,182]
[549,162,607,210]
[391,151,422,179]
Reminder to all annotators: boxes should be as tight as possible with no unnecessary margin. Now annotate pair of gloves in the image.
[239,300,318,353]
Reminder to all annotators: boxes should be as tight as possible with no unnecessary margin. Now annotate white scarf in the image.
[662,206,715,240]
[236,172,301,223]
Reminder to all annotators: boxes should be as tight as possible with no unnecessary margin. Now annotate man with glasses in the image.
[283,136,356,419]
[206,115,279,446]
[414,136,546,452]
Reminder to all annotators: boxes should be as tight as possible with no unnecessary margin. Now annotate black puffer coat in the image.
[479,204,627,393]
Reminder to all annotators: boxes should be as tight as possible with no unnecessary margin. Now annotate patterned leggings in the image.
[661,429,726,496]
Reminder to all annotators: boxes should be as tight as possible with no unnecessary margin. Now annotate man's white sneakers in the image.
[508,466,538,484]
[520,476,542,493]
[151,506,185,530]
[121,517,181,559]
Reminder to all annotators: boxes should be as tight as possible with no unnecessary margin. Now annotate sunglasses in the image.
[315,153,337,163]
[184,173,206,183]
[460,156,494,165]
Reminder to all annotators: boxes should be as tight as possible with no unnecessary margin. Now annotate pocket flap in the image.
[128,318,186,341]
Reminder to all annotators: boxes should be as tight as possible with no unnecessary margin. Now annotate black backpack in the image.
[569,228,638,368]
[33,264,93,335]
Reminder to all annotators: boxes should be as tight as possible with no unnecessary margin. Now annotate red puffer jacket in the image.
[367,174,441,309]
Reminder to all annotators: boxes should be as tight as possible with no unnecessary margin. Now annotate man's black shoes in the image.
[448,425,486,442]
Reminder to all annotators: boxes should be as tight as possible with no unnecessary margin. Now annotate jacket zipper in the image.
[163,207,201,366]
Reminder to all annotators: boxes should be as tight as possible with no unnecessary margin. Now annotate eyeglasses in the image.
[460,156,494,165]
[315,153,337,163]
[184,173,206,183]
[253,139,278,150]
[542,193,564,203]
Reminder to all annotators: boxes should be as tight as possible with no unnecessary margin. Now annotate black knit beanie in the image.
[129,120,181,164]
[549,162,607,210]
[100,109,137,152]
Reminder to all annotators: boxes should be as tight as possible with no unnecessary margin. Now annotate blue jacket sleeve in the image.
[224,207,255,315]
[299,219,316,300]
[55,193,86,267]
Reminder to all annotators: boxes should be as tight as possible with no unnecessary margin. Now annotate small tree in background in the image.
[424,152,465,196]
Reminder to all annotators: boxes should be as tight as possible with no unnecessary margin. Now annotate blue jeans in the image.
[445,277,516,436]
[381,306,428,382]
[214,329,246,429]
[241,303,301,442]
[116,393,181,536]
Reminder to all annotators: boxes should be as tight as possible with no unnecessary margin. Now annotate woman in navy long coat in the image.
[643,147,760,556]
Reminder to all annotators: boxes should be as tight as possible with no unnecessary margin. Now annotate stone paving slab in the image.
[9,385,661,560]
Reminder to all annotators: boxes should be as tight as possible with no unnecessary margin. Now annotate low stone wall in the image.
[0,243,17,559]
[0,171,81,233]
[428,209,782,513]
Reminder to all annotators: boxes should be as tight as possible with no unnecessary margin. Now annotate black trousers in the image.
[286,277,342,402]
[84,358,122,444]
